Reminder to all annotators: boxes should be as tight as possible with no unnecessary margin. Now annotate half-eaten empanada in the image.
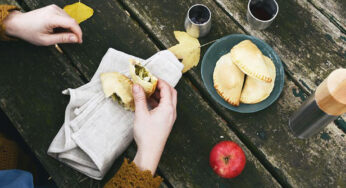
[240,56,276,104]
[230,40,272,83]
[213,53,245,106]
[100,72,135,111]
[129,59,158,97]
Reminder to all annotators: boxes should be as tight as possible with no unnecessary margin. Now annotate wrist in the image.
[133,145,164,175]
[3,10,22,37]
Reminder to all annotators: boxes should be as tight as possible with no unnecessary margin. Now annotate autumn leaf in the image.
[64,2,94,24]
[168,31,200,73]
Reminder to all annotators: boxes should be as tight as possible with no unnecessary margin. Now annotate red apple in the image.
[209,141,246,178]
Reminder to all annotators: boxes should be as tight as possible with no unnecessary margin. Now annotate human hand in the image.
[132,79,177,174]
[3,4,82,46]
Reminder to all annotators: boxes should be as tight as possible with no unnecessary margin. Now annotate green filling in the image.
[135,64,151,82]
[111,93,124,106]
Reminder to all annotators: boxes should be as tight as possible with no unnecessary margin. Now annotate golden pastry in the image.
[100,72,135,111]
[129,59,158,97]
[230,40,272,83]
[213,53,245,106]
[240,56,276,104]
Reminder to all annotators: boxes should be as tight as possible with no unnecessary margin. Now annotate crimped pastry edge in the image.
[234,61,272,83]
[214,83,240,106]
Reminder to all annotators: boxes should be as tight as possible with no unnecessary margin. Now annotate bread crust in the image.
[230,40,272,83]
[213,53,245,106]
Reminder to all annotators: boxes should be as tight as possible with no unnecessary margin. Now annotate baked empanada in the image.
[240,56,276,104]
[129,59,158,97]
[230,40,272,83]
[100,72,135,111]
[213,53,245,106]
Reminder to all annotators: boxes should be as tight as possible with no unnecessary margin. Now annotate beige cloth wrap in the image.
[47,49,183,180]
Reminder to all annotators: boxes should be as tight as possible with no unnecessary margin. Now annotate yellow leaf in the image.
[64,2,94,24]
[168,31,200,73]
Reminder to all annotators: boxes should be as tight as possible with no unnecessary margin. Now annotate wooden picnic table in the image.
[0,0,345,187]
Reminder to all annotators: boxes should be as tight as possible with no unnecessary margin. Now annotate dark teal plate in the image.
[201,34,284,113]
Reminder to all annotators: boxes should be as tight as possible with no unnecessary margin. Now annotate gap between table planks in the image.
[307,0,345,32]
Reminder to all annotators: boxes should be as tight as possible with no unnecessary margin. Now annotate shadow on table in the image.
[0,109,57,187]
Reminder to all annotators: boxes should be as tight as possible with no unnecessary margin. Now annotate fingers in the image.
[132,84,149,116]
[157,80,173,107]
[41,33,79,45]
[156,80,177,121]
[51,16,83,43]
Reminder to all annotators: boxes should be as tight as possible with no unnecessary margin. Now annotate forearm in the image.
[133,145,164,175]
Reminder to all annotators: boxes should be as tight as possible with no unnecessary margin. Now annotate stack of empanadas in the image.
[100,59,158,111]
[213,40,276,106]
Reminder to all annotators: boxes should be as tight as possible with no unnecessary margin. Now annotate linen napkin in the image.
[47,49,183,180]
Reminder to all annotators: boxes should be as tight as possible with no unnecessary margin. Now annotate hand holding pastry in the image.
[132,80,177,174]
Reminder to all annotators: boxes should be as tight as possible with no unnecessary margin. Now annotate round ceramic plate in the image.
[201,34,284,113]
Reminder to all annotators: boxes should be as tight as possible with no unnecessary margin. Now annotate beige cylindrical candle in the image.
[315,69,346,116]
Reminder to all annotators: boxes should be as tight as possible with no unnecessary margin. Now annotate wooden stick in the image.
[199,39,218,48]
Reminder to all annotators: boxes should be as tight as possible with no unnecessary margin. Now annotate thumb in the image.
[42,33,79,45]
[132,84,148,116]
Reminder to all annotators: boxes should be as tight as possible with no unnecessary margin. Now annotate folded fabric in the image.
[48,49,183,180]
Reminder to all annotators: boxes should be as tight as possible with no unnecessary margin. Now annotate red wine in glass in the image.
[189,5,210,24]
[250,1,275,21]
[247,0,278,30]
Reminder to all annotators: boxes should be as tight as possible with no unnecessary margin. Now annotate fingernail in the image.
[133,84,140,93]
[70,35,77,42]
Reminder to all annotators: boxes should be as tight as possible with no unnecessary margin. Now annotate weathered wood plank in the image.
[118,0,346,187]
[1,0,19,6]
[0,42,97,188]
[307,0,346,31]
[12,0,281,187]
[157,78,280,187]
[214,0,346,92]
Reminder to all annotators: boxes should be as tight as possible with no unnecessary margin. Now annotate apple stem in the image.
[224,156,230,164]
